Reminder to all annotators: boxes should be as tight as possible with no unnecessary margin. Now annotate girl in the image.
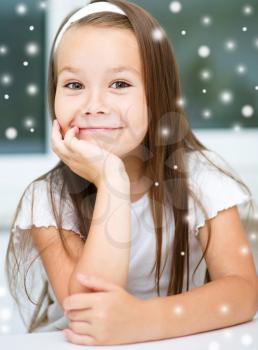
[5,0,258,346]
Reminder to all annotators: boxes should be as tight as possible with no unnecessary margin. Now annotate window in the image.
[136,0,258,129]
[0,0,46,154]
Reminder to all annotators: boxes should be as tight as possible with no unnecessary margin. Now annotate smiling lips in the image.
[79,127,123,132]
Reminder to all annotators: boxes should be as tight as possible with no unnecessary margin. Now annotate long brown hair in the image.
[5,0,254,332]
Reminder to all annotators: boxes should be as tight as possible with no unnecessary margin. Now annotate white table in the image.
[1,318,258,349]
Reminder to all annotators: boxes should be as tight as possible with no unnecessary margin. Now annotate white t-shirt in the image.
[10,150,251,332]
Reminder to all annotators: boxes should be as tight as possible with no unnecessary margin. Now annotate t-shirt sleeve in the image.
[12,178,83,238]
[187,150,252,237]
[8,177,83,331]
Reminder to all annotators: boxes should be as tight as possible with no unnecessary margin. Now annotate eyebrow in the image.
[58,66,140,77]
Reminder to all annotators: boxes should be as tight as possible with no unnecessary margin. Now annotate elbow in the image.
[240,276,258,321]
[250,283,258,319]
[248,278,258,318]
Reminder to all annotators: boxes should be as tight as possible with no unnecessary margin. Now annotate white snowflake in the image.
[0,325,10,334]
[39,1,47,10]
[0,308,12,321]
[25,42,40,56]
[5,127,18,140]
[176,97,187,107]
[219,303,230,315]
[152,28,165,42]
[242,5,253,16]
[253,38,258,49]
[15,3,28,16]
[241,105,254,118]
[161,127,170,136]
[0,73,12,86]
[199,68,213,81]
[240,245,250,255]
[0,45,8,55]
[169,1,182,13]
[198,45,210,58]
[201,15,213,26]
[0,286,7,298]
[232,123,242,132]
[202,109,212,119]
[225,39,237,51]
[249,232,257,242]
[219,90,234,105]
[241,333,253,346]
[26,83,39,96]
[236,64,247,75]
[173,305,184,315]
[23,117,35,128]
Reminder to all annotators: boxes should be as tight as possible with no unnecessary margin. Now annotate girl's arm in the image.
[30,175,131,309]
[146,274,257,340]
[68,176,131,294]
[143,206,258,339]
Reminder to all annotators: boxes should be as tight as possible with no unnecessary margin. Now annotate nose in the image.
[82,89,109,117]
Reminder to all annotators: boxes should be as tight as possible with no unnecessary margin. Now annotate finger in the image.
[69,320,92,334]
[77,273,118,292]
[63,328,96,346]
[63,292,101,311]
[67,135,106,161]
[67,308,92,322]
[51,120,71,157]
[63,125,79,150]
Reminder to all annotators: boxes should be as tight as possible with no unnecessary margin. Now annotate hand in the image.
[62,274,150,346]
[51,119,127,188]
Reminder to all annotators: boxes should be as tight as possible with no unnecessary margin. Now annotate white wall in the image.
[193,129,258,202]
[0,0,257,230]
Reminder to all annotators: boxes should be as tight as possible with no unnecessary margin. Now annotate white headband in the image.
[54,1,127,52]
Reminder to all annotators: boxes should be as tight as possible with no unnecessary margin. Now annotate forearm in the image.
[143,276,258,341]
[69,176,131,294]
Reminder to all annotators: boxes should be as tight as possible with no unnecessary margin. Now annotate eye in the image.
[110,80,131,89]
[63,82,82,90]
[63,80,131,90]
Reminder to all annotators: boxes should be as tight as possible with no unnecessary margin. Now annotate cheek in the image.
[125,103,148,143]
[54,95,73,133]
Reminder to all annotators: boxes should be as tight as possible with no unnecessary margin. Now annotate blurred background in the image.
[0,0,257,334]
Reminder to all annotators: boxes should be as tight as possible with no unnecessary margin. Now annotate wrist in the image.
[98,166,130,198]
[140,297,168,342]
[99,163,130,189]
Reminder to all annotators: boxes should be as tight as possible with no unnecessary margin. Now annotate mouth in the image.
[79,127,123,133]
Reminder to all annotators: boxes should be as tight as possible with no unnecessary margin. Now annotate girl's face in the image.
[54,25,148,158]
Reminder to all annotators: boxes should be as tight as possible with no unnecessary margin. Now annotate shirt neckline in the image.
[131,191,148,207]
